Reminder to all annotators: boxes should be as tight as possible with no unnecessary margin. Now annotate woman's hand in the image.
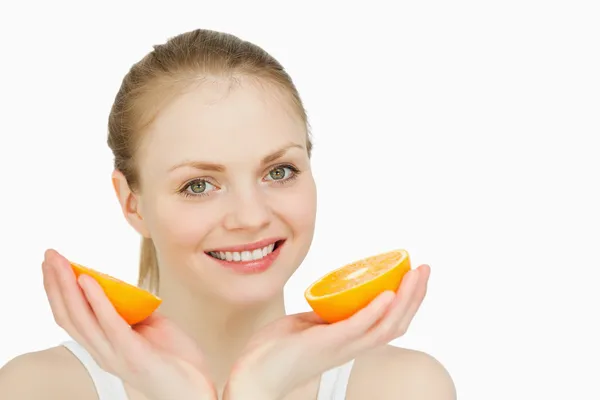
[42,249,217,400]
[224,265,430,400]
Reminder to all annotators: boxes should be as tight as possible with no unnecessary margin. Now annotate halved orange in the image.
[304,249,411,323]
[70,262,162,325]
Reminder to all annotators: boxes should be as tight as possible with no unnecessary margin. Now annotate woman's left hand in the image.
[223,265,430,400]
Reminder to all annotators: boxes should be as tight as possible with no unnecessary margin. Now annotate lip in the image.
[204,237,285,253]
[205,239,286,274]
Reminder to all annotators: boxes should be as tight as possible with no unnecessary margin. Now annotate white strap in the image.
[317,359,355,400]
[317,367,338,399]
[332,359,355,400]
[61,340,129,400]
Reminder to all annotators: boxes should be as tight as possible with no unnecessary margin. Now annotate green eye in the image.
[264,164,300,184]
[181,179,217,197]
[269,167,286,180]
[189,181,206,193]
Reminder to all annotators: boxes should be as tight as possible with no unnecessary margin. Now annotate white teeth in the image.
[252,249,263,260]
[209,243,278,262]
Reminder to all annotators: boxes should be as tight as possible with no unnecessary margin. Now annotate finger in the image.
[363,268,421,345]
[42,257,111,369]
[78,274,145,355]
[42,260,86,344]
[48,251,114,359]
[323,290,396,344]
[396,265,430,335]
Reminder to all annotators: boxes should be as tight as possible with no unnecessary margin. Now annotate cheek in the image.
[273,177,317,234]
[146,196,219,249]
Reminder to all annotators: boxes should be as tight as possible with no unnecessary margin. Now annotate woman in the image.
[0,29,455,399]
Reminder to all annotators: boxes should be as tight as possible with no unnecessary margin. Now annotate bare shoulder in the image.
[0,346,97,400]
[347,345,456,400]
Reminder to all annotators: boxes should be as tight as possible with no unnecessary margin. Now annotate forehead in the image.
[139,78,306,170]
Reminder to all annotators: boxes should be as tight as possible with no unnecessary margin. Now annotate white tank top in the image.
[62,340,355,400]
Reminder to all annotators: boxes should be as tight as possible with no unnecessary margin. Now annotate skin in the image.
[0,77,456,400]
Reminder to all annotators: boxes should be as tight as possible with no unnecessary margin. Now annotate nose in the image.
[223,187,272,232]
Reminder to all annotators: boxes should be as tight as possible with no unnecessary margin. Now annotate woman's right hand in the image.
[42,249,217,400]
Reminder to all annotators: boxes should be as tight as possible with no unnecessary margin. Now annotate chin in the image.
[220,283,284,307]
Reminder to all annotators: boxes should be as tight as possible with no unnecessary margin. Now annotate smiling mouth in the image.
[206,240,285,262]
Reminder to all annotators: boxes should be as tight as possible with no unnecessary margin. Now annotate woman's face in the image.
[129,79,316,304]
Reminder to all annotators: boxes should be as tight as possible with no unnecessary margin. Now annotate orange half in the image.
[304,249,411,323]
[70,262,162,326]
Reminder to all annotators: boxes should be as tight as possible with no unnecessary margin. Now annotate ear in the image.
[112,169,150,238]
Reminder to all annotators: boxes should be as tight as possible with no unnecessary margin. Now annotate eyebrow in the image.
[168,142,305,173]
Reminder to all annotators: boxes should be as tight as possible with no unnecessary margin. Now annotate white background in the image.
[1,1,599,399]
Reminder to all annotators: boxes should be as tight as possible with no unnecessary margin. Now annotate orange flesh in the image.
[307,251,405,296]
[72,263,127,284]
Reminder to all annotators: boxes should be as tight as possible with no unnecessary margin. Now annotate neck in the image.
[156,277,287,388]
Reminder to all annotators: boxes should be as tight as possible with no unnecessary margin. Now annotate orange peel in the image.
[70,262,162,325]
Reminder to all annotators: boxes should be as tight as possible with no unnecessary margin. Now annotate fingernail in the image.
[408,269,419,281]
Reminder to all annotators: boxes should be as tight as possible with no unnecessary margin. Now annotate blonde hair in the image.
[106,29,312,293]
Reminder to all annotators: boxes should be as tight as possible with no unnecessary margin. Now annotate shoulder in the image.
[347,345,456,400]
[0,345,97,399]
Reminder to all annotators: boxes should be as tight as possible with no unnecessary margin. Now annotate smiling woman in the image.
[0,28,455,400]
